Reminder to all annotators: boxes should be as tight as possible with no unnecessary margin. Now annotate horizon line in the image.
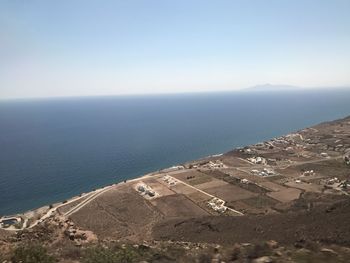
[1,85,350,102]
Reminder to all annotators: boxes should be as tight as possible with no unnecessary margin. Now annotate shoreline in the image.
[1,152,226,221]
[2,114,350,231]
[0,169,184,231]
[2,89,350,220]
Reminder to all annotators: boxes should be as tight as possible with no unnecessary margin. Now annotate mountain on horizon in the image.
[245,84,303,91]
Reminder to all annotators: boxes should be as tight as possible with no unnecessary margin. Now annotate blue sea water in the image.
[1,89,350,215]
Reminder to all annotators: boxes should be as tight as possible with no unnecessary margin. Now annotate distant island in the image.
[245,83,303,91]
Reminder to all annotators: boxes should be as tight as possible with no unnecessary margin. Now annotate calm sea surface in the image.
[1,89,350,215]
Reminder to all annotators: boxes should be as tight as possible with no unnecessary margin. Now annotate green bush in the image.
[83,246,138,263]
[12,244,55,263]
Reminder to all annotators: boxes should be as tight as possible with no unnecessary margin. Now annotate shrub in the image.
[83,246,138,263]
[12,244,55,263]
[245,243,272,259]
[60,243,82,260]
[197,253,211,263]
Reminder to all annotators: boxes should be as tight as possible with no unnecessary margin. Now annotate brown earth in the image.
[279,159,350,180]
[153,198,350,246]
[150,194,209,218]
[69,184,162,242]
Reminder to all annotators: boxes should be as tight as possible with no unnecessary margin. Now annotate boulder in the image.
[253,256,273,263]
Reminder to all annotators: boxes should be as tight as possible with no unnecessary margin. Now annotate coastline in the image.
[1,152,226,222]
[0,171,160,231]
[2,114,350,232]
[2,90,350,217]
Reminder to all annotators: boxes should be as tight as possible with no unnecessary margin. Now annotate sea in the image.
[1,88,350,215]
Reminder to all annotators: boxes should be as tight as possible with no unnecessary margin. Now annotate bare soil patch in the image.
[150,194,209,218]
[171,183,197,195]
[227,195,279,215]
[70,184,161,242]
[267,188,302,203]
[204,184,257,202]
[285,181,323,193]
[153,199,350,246]
[242,195,279,209]
[186,191,212,203]
[278,159,349,180]
[143,178,175,197]
[203,169,269,194]
[195,179,228,190]
[171,170,211,184]
[259,181,287,192]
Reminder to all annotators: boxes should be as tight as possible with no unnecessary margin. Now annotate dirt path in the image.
[167,175,244,215]
[64,186,113,217]
[64,174,155,217]
[2,194,91,231]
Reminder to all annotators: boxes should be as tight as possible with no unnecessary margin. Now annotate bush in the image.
[12,244,55,263]
[197,253,212,263]
[60,243,82,260]
[245,243,272,259]
[83,246,138,263]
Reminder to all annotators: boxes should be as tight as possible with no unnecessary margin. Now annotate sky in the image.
[1,0,350,99]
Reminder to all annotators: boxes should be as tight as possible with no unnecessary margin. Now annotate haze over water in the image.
[1,89,350,215]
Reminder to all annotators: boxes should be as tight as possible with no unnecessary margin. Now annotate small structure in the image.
[247,156,267,165]
[203,160,225,169]
[326,177,340,185]
[344,154,350,165]
[162,175,177,186]
[135,182,157,199]
[285,147,294,153]
[258,168,276,177]
[0,217,21,229]
[339,180,350,190]
[241,148,255,155]
[301,170,315,176]
[251,169,259,175]
[240,178,249,184]
[207,198,227,213]
[320,152,329,158]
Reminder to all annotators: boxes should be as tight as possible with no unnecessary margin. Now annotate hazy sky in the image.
[1,0,350,99]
